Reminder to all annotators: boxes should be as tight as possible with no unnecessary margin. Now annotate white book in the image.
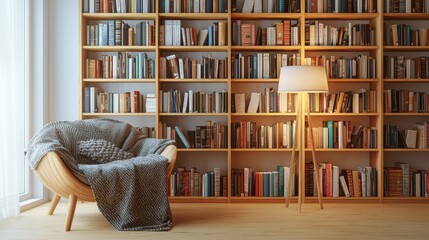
[178,58,185,79]
[323,127,329,148]
[244,168,249,196]
[283,167,290,197]
[235,93,245,113]
[112,55,118,78]
[113,93,120,113]
[196,63,202,78]
[333,166,339,197]
[89,0,94,13]
[282,123,288,148]
[254,0,262,13]
[188,90,194,113]
[166,126,172,140]
[173,20,182,46]
[338,121,344,149]
[165,20,173,46]
[242,0,255,13]
[182,92,189,113]
[247,92,260,113]
[406,129,417,148]
[267,126,273,148]
[193,0,199,13]
[339,175,350,197]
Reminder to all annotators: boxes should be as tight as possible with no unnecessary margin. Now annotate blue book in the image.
[277,166,284,197]
[263,173,270,197]
[327,121,334,148]
[269,173,274,197]
[175,126,191,148]
[206,0,213,13]
[208,25,213,46]
[253,54,258,79]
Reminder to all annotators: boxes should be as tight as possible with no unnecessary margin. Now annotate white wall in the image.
[48,0,78,121]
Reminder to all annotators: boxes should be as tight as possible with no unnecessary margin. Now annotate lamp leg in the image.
[306,95,323,210]
[286,94,301,211]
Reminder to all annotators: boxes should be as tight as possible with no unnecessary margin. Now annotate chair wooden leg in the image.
[48,194,61,215]
[65,194,77,231]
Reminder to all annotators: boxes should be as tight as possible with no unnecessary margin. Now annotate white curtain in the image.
[0,0,24,219]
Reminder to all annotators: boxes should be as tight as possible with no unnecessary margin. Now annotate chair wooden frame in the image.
[34,145,177,231]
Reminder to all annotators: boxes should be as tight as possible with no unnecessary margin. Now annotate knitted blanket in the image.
[26,119,174,231]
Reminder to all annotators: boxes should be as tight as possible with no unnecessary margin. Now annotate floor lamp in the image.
[278,66,328,212]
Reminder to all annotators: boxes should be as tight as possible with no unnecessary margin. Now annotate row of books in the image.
[384,162,429,197]
[160,54,227,79]
[85,52,154,79]
[84,87,156,113]
[169,167,227,197]
[308,89,377,113]
[232,52,301,79]
[83,0,155,13]
[384,0,429,13]
[232,20,300,46]
[305,54,376,79]
[86,20,155,46]
[384,56,429,79]
[160,20,227,46]
[306,21,375,46]
[384,123,428,149]
[305,0,377,13]
[159,121,228,148]
[159,89,228,113]
[231,120,296,149]
[232,90,297,113]
[386,24,429,46]
[305,163,377,197]
[231,167,295,197]
[383,89,429,113]
[162,0,228,13]
[306,122,377,149]
[234,0,300,13]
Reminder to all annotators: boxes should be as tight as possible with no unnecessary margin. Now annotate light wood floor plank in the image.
[1,202,429,239]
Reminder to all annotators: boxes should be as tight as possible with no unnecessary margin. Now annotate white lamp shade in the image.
[278,66,329,93]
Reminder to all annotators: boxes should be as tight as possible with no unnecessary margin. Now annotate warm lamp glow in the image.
[278,66,329,93]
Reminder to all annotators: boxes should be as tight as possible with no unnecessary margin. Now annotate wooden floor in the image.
[1,201,429,239]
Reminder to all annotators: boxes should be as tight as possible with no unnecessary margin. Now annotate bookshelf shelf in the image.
[383,46,429,52]
[82,13,157,20]
[177,148,228,152]
[231,113,296,116]
[384,113,429,116]
[383,13,429,20]
[159,78,228,83]
[384,79,429,83]
[231,148,293,152]
[83,78,156,83]
[305,148,379,152]
[231,46,301,51]
[159,113,229,116]
[169,197,229,203]
[231,78,279,83]
[308,113,378,116]
[159,46,228,52]
[82,113,156,117]
[231,13,301,20]
[158,13,228,20]
[328,78,378,83]
[305,13,379,20]
[305,46,379,51]
[384,149,429,152]
[82,46,156,51]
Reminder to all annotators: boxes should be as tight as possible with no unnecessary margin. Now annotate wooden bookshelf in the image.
[79,0,429,203]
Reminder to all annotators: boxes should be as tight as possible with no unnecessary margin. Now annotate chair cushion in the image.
[78,139,134,164]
